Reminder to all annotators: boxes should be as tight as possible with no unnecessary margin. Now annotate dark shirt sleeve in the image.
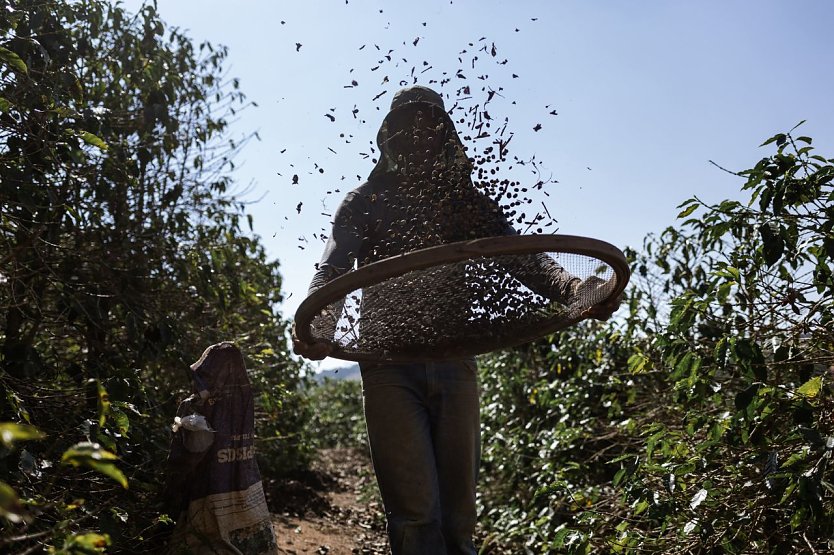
[308,191,367,295]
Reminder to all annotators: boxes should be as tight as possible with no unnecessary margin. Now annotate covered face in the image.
[369,85,472,180]
[383,103,450,156]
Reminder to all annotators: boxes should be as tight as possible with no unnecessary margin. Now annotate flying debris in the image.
[295,43,302,52]
[296,29,561,252]
[292,174,299,184]
[296,202,303,213]
[549,110,558,116]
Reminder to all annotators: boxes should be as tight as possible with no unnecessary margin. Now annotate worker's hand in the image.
[571,276,623,321]
[581,293,623,321]
[291,322,334,361]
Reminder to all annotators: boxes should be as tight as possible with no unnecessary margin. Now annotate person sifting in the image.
[293,85,619,554]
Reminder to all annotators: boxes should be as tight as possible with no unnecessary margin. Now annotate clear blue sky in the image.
[120,0,834,335]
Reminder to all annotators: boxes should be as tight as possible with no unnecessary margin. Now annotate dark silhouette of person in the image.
[294,85,618,554]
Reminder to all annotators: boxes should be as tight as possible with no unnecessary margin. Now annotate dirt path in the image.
[269,448,389,554]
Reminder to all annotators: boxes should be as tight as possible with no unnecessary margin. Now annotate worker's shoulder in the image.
[346,180,374,198]
[341,179,386,205]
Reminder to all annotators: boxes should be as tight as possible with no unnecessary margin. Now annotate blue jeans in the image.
[360,360,480,555]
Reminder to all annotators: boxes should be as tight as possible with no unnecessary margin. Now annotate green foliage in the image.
[477,128,834,553]
[49,532,111,554]
[61,442,128,489]
[0,1,305,551]
[303,378,367,451]
[0,422,45,447]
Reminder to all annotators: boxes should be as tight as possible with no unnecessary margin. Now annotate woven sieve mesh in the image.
[308,250,619,360]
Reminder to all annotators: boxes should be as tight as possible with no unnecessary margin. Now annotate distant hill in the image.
[314,363,360,382]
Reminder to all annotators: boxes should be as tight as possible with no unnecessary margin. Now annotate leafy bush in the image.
[303,378,368,451]
[477,127,833,554]
[1,1,306,551]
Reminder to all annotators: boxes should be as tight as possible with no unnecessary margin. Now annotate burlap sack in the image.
[165,342,278,555]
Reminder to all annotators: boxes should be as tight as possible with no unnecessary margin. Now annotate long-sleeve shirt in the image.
[308,175,580,303]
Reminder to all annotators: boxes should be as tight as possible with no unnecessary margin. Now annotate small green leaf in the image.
[0,97,10,113]
[790,508,806,530]
[779,482,797,504]
[716,266,741,281]
[0,480,30,524]
[58,532,112,553]
[677,204,699,218]
[61,442,128,489]
[673,352,701,380]
[95,380,110,428]
[110,405,130,436]
[780,451,807,469]
[78,131,109,151]
[633,499,649,515]
[796,376,822,399]
[552,527,572,548]
[0,423,45,448]
[0,46,28,75]
[627,353,648,374]
[62,441,117,462]
[713,337,729,367]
